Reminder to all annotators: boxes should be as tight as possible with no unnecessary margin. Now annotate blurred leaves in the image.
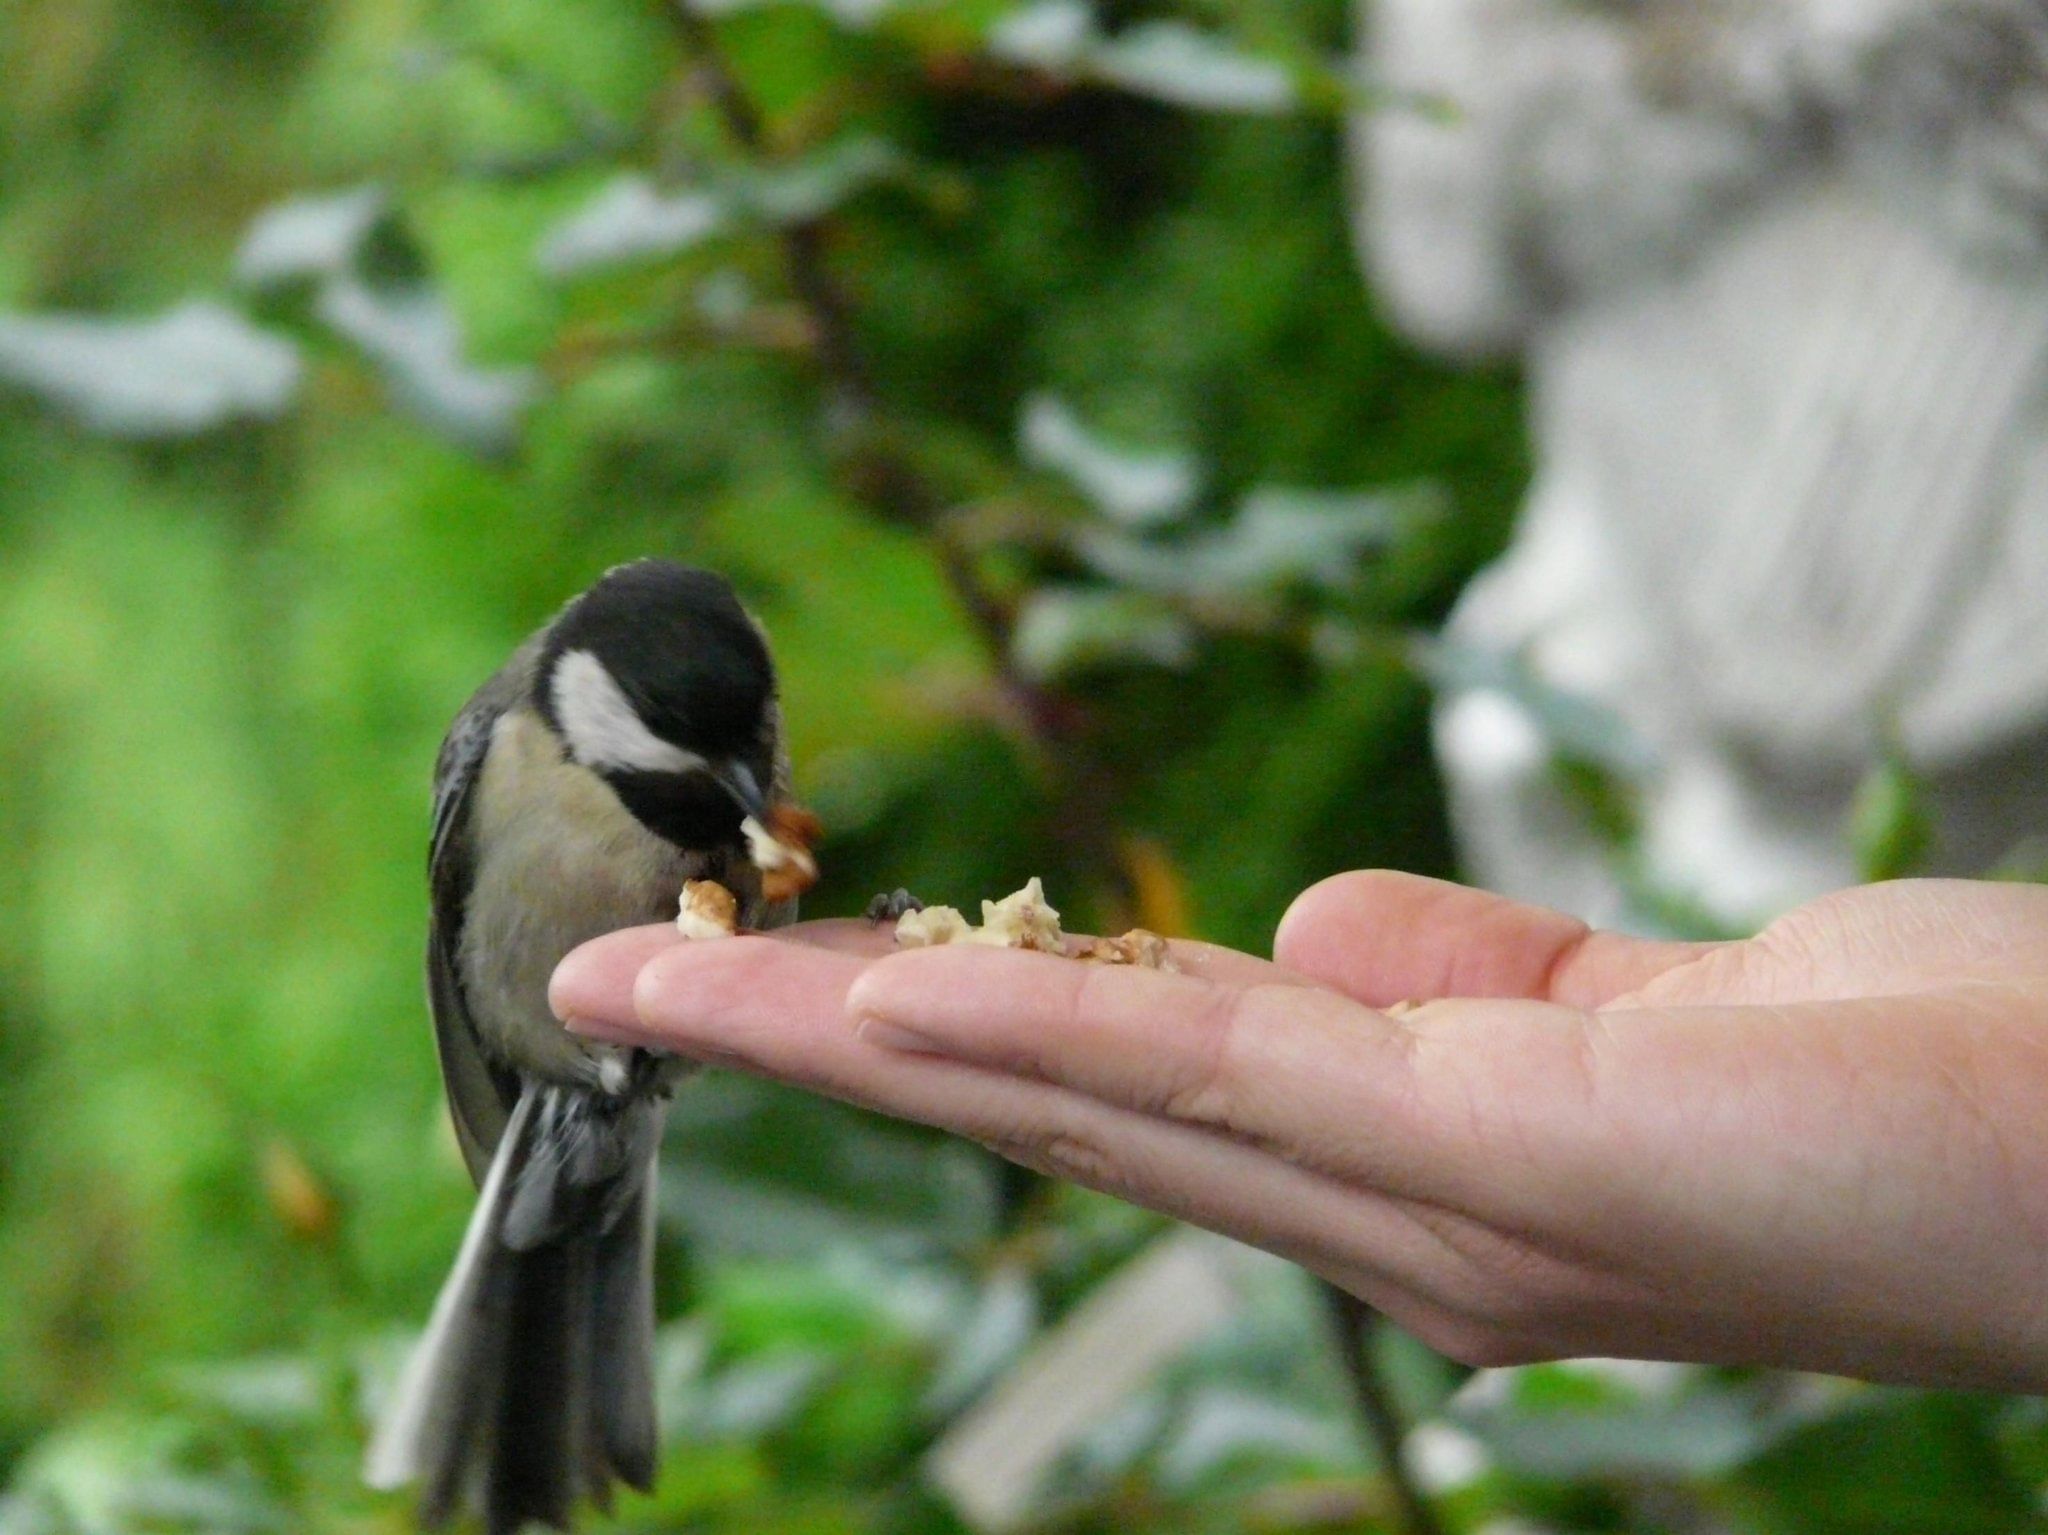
[0,303,300,438]
[1086,24,1300,115]
[538,139,907,277]
[988,5,1308,115]
[1411,636,1652,777]
[1010,587,1194,683]
[660,1074,1003,1264]
[1850,746,1935,884]
[1007,393,1428,685]
[237,187,535,455]
[1070,486,1410,601]
[538,177,731,275]
[1019,393,1197,529]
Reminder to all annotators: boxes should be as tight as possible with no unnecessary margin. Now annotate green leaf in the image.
[1412,636,1653,775]
[1091,23,1299,115]
[921,1266,1039,1419]
[1152,1387,1356,1494]
[1073,486,1409,601]
[1020,393,1200,527]
[234,186,388,293]
[740,138,907,226]
[700,1356,837,1441]
[1849,751,1934,883]
[538,141,905,278]
[164,1357,324,1432]
[984,7,1303,116]
[0,302,300,438]
[687,0,905,26]
[8,1413,285,1535]
[0,1493,58,1535]
[1009,587,1195,681]
[237,188,535,456]
[1453,1364,1773,1481]
[537,178,730,276]
[1735,1391,2048,1534]
[985,1,1095,70]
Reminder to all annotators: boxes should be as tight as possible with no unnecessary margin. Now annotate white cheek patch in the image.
[550,648,701,775]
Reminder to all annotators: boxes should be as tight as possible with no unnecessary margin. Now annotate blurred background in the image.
[5,2,2047,1532]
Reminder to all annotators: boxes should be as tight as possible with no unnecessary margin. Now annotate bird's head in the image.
[535,561,776,849]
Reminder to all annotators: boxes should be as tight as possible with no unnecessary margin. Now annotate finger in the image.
[549,917,933,1027]
[1274,870,1714,1009]
[801,921,1305,988]
[561,935,1499,1324]
[552,919,1307,1028]
[550,925,685,1027]
[843,945,1456,1196]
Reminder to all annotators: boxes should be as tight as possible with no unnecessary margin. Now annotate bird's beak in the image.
[706,760,767,821]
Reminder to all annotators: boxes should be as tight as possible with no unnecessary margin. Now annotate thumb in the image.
[1275,870,1712,1010]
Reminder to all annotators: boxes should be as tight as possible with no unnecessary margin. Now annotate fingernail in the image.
[853,1014,942,1055]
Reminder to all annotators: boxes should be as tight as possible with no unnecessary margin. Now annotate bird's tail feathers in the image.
[364,1088,660,1533]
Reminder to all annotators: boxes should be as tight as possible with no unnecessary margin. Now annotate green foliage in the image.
[0,1,2018,1533]
[1850,748,1935,886]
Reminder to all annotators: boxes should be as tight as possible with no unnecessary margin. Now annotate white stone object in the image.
[1356,0,2048,927]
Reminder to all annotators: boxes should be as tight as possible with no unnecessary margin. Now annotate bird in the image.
[365,559,791,1533]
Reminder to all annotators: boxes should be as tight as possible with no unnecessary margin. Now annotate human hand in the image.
[550,874,2048,1390]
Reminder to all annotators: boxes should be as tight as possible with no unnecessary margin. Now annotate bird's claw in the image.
[864,889,926,925]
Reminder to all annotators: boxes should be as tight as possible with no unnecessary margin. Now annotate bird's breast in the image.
[460,709,707,1087]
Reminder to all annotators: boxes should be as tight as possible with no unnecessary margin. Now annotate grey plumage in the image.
[368,563,789,1534]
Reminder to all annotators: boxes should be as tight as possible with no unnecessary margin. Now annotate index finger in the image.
[550,918,1314,1032]
[844,945,1453,1193]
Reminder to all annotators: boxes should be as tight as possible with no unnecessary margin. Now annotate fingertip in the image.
[549,924,683,1024]
[1274,870,1460,971]
[631,932,767,1023]
[632,933,875,1041]
[842,944,971,1022]
[1275,870,1712,1010]
[1274,869,1591,1007]
[844,943,1080,1028]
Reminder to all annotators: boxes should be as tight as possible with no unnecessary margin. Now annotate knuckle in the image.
[1412,1218,1607,1346]
[983,1117,1121,1192]
[1034,1131,1118,1187]
[1156,984,1262,1130]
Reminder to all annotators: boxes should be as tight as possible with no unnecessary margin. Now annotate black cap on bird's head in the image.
[535,561,776,848]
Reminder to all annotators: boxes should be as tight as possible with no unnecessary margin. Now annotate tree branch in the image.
[1320,1285,1449,1535]
[665,2,879,422]
[660,0,1134,907]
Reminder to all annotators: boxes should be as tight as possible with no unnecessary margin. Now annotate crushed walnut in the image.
[1078,930,1173,969]
[743,802,822,903]
[676,878,739,940]
[894,878,1176,970]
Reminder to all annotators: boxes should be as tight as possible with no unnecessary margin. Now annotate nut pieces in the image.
[676,879,739,940]
[894,877,1176,971]
[1079,930,1174,969]
[896,877,1065,952]
[743,803,822,904]
[677,803,820,935]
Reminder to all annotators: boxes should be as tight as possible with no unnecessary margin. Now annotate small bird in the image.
[366,560,791,1533]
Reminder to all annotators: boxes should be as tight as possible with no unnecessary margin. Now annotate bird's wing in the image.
[426,647,536,1186]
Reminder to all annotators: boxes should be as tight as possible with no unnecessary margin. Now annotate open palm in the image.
[554,875,2048,1391]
